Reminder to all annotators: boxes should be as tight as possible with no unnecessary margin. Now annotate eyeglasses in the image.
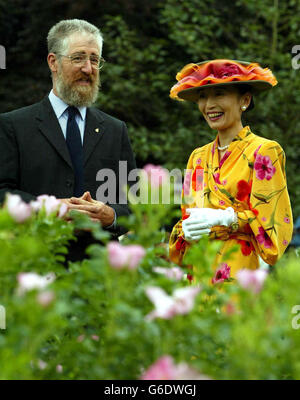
[56,53,105,70]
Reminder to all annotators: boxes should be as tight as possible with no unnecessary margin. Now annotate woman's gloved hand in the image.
[182,207,237,241]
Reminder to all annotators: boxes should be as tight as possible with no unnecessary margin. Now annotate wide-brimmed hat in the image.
[170,59,278,102]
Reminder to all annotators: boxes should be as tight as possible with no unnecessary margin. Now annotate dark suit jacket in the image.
[0,96,137,260]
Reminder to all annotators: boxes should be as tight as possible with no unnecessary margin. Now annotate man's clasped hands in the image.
[60,192,115,227]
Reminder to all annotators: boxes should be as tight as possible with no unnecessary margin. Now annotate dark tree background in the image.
[1,0,299,217]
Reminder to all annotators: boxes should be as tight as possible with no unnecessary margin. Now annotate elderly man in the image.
[0,19,136,260]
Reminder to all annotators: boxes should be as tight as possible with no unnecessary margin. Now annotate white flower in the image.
[17,272,55,295]
[145,286,201,320]
[6,193,32,223]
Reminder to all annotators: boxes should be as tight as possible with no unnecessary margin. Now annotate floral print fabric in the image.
[169,126,293,277]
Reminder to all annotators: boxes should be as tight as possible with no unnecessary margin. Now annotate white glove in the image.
[182,207,237,241]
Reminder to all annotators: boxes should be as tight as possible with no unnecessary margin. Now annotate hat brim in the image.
[177,80,273,102]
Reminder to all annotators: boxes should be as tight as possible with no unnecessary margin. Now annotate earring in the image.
[241,105,247,111]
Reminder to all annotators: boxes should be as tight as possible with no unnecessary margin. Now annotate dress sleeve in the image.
[169,150,196,265]
[236,141,293,265]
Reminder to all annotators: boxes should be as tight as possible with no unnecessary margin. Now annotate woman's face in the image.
[197,86,250,132]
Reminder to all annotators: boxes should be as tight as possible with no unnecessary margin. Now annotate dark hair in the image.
[236,84,254,111]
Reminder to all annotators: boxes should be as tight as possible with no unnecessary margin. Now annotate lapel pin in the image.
[95,128,100,133]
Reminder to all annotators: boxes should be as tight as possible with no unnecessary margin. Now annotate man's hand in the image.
[67,192,115,227]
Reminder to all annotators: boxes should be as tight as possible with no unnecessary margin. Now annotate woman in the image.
[169,59,293,278]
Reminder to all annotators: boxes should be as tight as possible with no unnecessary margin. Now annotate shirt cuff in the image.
[105,209,117,229]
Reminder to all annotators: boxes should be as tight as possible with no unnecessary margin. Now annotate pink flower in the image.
[17,272,55,295]
[262,217,267,222]
[214,185,218,191]
[77,334,85,343]
[219,200,226,206]
[31,195,68,217]
[37,290,55,307]
[91,335,99,341]
[254,144,262,159]
[219,151,231,169]
[37,360,47,370]
[153,266,184,281]
[145,286,200,321]
[6,193,32,223]
[236,268,268,294]
[283,239,288,246]
[56,364,63,373]
[284,217,290,224]
[141,356,211,380]
[196,158,202,165]
[107,242,145,270]
[254,154,276,181]
[141,356,178,380]
[212,263,231,284]
[222,179,227,186]
[143,164,169,188]
[256,227,272,248]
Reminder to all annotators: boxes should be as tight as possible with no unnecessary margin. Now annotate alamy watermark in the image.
[291,305,300,329]
[95,162,204,206]
[291,45,300,70]
[0,305,6,329]
[0,45,6,69]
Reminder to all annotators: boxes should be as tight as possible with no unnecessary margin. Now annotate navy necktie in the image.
[66,106,84,197]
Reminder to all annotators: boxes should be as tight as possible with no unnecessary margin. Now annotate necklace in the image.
[218,144,229,151]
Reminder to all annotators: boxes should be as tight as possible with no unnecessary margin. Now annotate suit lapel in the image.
[83,107,105,166]
[36,97,73,168]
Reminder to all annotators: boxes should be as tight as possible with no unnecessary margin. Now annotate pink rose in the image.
[143,164,169,188]
[77,334,85,343]
[32,195,68,217]
[56,364,63,373]
[6,193,32,223]
[107,242,145,270]
[153,266,184,281]
[17,272,55,295]
[254,154,276,181]
[236,268,268,294]
[212,263,231,284]
[145,286,200,321]
[37,290,55,307]
[141,355,211,380]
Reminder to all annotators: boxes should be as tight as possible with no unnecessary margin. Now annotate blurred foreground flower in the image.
[6,193,32,223]
[143,164,169,188]
[17,272,56,295]
[153,266,184,281]
[36,290,55,307]
[107,242,145,270]
[30,195,68,217]
[145,286,200,320]
[236,268,268,294]
[141,355,211,380]
[212,263,231,284]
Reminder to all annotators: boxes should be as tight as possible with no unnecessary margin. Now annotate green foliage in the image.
[0,186,300,379]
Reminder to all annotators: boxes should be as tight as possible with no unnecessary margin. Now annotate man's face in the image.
[54,33,100,107]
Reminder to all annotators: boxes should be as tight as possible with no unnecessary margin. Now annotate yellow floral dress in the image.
[169,126,293,277]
